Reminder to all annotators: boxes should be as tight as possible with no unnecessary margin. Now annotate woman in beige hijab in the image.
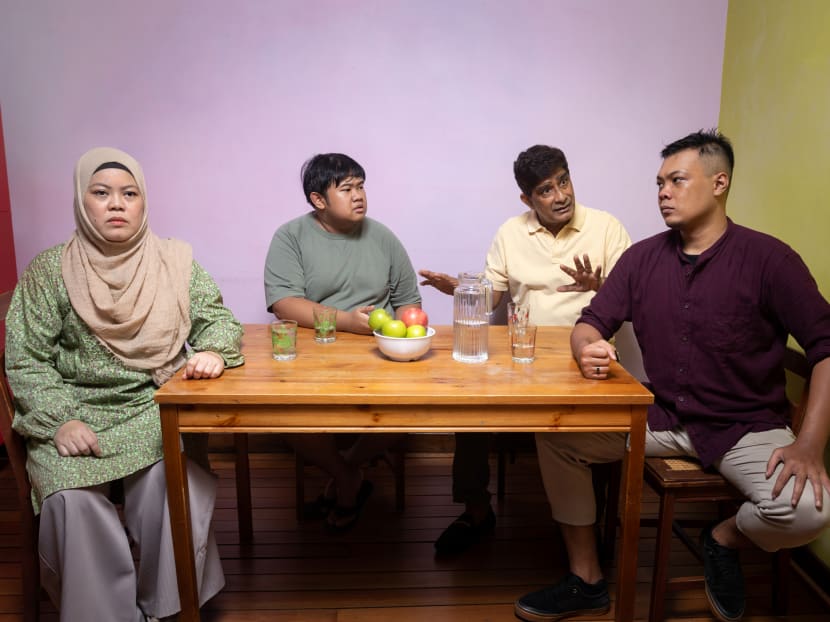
[6,147,244,621]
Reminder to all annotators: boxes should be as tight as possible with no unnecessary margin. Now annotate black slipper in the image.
[434,507,496,555]
[302,479,337,520]
[325,480,374,534]
[302,494,337,520]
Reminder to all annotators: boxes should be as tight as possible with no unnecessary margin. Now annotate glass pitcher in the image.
[452,272,492,363]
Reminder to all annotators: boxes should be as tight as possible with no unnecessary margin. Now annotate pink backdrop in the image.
[0,0,727,323]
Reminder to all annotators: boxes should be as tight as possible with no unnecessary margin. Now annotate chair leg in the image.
[394,447,406,512]
[649,492,677,622]
[233,434,253,543]
[496,443,507,502]
[295,453,306,522]
[590,461,618,561]
[772,549,790,614]
[601,461,621,561]
[22,512,39,622]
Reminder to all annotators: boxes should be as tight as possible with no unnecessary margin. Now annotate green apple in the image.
[406,324,427,338]
[368,308,392,331]
[381,319,407,338]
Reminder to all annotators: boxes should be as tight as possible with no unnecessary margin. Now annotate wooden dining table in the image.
[155,324,653,621]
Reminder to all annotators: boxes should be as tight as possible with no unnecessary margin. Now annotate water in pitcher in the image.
[453,318,489,363]
[452,273,491,363]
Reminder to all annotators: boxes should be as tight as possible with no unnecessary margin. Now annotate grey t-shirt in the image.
[264,212,421,314]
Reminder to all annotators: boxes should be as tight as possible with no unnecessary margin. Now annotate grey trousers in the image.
[536,426,830,552]
[38,459,225,621]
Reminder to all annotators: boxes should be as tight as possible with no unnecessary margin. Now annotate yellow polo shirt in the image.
[484,203,631,326]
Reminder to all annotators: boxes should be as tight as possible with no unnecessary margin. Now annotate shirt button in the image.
[678,396,686,403]
[681,335,688,342]
[683,303,690,310]
[679,368,685,373]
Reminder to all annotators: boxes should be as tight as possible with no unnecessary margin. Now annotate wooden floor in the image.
[1,447,829,621]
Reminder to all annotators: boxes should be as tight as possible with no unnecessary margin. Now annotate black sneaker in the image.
[434,507,496,555]
[700,524,745,622]
[514,573,610,621]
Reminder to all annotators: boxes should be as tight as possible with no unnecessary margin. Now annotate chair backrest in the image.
[1,352,32,501]
[1,290,42,622]
[1,290,35,514]
[0,289,10,345]
[784,346,810,435]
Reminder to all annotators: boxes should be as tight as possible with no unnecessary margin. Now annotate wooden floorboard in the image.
[0,449,828,621]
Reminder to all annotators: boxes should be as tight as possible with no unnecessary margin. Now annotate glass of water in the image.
[511,323,537,363]
[313,306,337,343]
[271,320,298,360]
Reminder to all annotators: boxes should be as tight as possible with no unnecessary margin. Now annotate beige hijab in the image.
[61,147,193,385]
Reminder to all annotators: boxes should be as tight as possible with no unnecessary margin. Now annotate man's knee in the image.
[740,490,830,552]
[788,495,830,544]
[534,431,624,465]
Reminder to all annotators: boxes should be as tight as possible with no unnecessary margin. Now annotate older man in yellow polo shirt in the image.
[419,144,631,556]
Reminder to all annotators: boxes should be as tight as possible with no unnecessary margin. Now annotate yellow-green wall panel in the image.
[720,0,830,564]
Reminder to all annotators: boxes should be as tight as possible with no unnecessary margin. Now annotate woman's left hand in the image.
[182,351,225,380]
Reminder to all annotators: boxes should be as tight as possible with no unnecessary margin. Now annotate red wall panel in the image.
[0,105,16,446]
[0,104,16,294]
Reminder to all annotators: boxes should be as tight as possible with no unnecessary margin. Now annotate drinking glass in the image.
[271,320,298,360]
[507,301,530,335]
[313,306,337,343]
[511,323,537,363]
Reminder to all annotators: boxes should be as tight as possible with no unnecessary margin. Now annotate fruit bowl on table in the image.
[373,327,436,361]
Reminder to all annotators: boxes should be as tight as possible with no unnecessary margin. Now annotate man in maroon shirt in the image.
[514,130,830,622]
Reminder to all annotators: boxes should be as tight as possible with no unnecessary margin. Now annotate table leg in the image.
[615,406,647,622]
[160,404,200,621]
[234,433,253,543]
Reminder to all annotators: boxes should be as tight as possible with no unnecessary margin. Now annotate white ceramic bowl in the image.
[373,326,435,361]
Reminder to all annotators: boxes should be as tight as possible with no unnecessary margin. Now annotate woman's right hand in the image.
[55,420,102,457]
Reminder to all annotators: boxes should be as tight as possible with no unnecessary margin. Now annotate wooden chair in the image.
[294,443,406,521]
[232,434,406,539]
[643,346,810,622]
[1,290,42,622]
[0,291,252,617]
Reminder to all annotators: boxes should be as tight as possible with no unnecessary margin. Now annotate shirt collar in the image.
[526,202,586,235]
[672,217,735,266]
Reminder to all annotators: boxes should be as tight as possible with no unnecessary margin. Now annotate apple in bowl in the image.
[400,307,429,329]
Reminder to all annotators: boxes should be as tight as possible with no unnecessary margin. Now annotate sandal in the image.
[434,507,496,555]
[302,479,337,520]
[325,480,374,534]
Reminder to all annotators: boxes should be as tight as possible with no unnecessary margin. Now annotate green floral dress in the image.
[5,244,244,513]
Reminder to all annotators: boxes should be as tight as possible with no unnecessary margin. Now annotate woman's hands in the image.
[183,351,225,379]
[55,420,102,457]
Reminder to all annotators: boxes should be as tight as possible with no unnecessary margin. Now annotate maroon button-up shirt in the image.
[579,220,830,466]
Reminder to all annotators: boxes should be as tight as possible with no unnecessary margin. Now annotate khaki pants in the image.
[535,426,830,552]
[39,459,224,621]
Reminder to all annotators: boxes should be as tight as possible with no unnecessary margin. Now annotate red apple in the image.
[400,307,428,328]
